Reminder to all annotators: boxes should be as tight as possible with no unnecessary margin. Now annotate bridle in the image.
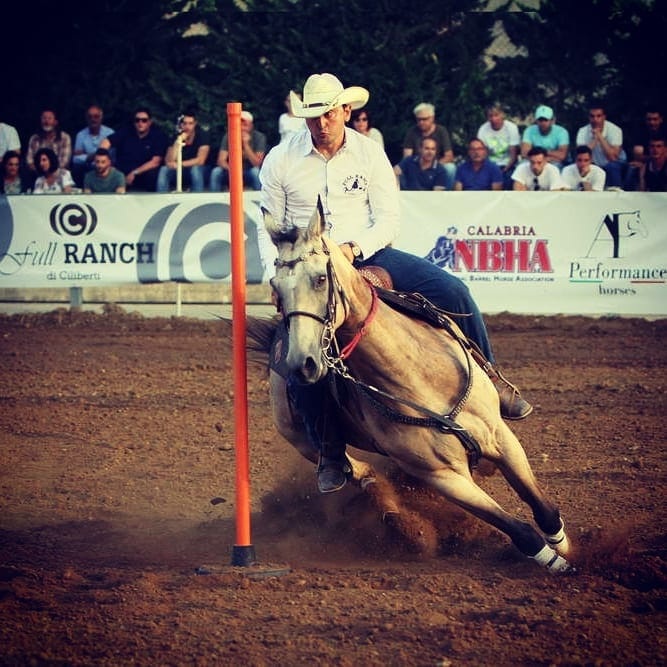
[273,240,378,367]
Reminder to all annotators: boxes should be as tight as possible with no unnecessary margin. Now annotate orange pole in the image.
[228,102,255,566]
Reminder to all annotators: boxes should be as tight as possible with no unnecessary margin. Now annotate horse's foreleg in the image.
[491,426,571,558]
[269,370,377,488]
[421,466,571,573]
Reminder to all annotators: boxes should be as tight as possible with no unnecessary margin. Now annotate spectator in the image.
[477,104,520,189]
[83,148,126,194]
[278,92,306,143]
[402,102,456,190]
[520,105,570,169]
[157,111,210,192]
[1,150,31,194]
[210,110,265,192]
[71,104,114,188]
[625,108,665,190]
[349,108,384,149]
[0,120,21,161]
[101,107,169,192]
[639,137,667,192]
[454,138,503,191]
[393,137,448,190]
[512,146,565,191]
[561,146,606,191]
[575,103,626,189]
[32,147,74,194]
[26,109,72,172]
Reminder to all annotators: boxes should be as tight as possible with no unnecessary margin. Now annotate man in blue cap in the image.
[520,105,570,169]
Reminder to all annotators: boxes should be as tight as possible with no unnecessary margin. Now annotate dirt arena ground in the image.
[0,308,665,666]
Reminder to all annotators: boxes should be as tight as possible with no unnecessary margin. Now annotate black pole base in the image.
[231,544,257,567]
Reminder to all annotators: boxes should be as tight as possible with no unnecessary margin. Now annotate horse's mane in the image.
[246,315,280,354]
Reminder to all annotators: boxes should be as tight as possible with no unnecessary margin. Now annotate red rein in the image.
[338,282,379,359]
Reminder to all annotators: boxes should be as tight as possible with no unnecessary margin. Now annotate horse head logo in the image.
[585,210,648,258]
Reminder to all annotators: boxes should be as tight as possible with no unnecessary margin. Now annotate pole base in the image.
[231,544,257,567]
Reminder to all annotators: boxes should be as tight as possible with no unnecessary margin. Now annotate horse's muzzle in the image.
[288,354,326,384]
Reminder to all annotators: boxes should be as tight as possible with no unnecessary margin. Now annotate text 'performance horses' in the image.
[254,204,573,573]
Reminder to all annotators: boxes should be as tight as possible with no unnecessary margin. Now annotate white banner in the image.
[397,191,667,315]
[1,191,665,315]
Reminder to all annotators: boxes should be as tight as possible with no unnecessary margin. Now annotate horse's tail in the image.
[246,315,280,355]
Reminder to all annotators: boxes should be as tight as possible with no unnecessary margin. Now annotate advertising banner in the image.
[1,191,665,315]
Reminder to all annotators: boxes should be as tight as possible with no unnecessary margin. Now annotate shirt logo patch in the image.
[342,174,368,193]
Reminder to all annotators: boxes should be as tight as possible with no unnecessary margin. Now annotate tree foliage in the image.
[3,0,664,163]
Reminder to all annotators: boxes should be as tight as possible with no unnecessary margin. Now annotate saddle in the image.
[359,265,470,342]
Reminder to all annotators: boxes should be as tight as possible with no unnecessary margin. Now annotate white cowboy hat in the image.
[290,73,369,118]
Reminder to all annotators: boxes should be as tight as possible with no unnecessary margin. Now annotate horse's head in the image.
[263,200,347,384]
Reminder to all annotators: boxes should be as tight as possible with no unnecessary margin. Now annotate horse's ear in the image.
[306,196,326,240]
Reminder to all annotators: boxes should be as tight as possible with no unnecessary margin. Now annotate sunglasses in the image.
[135,117,150,123]
[533,177,541,191]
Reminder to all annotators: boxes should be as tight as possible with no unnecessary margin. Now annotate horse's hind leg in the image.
[421,465,570,573]
[491,423,571,557]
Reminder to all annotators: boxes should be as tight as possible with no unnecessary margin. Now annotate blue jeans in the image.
[209,166,261,191]
[156,165,207,192]
[363,247,494,361]
[442,162,456,191]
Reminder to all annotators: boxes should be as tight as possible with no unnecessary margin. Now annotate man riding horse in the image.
[258,73,532,494]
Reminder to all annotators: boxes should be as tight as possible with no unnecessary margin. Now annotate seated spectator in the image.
[71,104,114,188]
[26,109,72,172]
[575,103,626,189]
[402,102,456,190]
[521,105,569,169]
[0,120,21,161]
[101,107,169,192]
[210,110,265,191]
[157,111,210,192]
[32,147,74,194]
[639,137,667,192]
[477,104,520,189]
[278,92,306,143]
[393,137,448,190]
[83,148,126,193]
[1,150,31,194]
[561,146,606,191]
[349,108,384,149]
[512,146,565,191]
[454,139,503,191]
[625,107,664,191]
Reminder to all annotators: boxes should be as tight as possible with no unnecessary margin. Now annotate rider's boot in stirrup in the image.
[469,347,533,420]
[316,442,352,494]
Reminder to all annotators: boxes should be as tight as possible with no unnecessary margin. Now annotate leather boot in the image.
[469,346,533,420]
[316,453,352,493]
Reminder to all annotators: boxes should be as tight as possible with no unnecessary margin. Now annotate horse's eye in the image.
[314,274,327,290]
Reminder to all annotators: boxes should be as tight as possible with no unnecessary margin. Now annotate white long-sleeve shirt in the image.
[258,127,399,277]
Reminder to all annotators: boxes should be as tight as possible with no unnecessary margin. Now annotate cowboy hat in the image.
[290,73,369,118]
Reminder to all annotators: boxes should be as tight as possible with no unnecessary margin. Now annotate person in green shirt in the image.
[83,148,126,193]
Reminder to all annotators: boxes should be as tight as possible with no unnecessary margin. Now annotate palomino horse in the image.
[253,202,573,573]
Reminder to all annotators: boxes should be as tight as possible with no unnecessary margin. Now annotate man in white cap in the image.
[259,73,532,493]
[211,110,266,191]
[520,105,570,169]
